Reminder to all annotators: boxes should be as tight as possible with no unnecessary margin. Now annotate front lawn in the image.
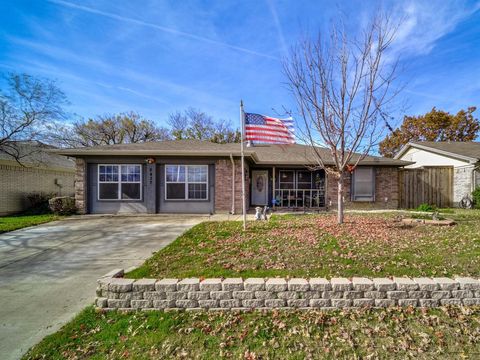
[24,210,480,359]
[24,306,480,359]
[0,214,62,233]
[128,210,480,279]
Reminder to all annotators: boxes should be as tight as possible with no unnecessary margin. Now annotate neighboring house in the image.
[56,140,410,215]
[0,141,75,215]
[395,141,480,203]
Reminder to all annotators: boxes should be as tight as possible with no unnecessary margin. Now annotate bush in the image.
[473,187,480,209]
[26,192,56,214]
[416,203,436,212]
[48,196,76,215]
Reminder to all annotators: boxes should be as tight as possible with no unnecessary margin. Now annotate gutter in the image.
[50,149,406,166]
[50,149,261,163]
[229,154,235,214]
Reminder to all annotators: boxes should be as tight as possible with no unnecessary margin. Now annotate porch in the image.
[250,167,326,210]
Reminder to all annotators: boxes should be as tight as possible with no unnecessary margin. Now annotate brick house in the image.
[0,141,75,215]
[56,140,411,214]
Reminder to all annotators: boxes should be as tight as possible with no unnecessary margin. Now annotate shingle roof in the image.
[407,141,480,161]
[0,141,75,170]
[55,140,411,166]
[244,143,408,166]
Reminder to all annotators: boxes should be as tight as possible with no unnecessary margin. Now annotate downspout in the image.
[230,154,235,214]
[472,163,480,190]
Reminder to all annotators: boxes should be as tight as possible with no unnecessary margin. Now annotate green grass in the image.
[24,305,480,359]
[127,210,480,279]
[0,214,63,233]
[24,210,480,358]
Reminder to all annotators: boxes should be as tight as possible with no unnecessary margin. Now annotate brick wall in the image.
[0,163,74,215]
[327,167,399,210]
[96,272,480,311]
[75,158,87,214]
[214,158,249,214]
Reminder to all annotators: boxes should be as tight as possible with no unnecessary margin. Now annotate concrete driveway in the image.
[0,215,206,360]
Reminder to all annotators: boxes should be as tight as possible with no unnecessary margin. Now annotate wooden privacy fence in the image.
[399,167,453,209]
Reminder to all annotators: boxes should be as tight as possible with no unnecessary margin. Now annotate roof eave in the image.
[396,142,478,163]
[0,158,75,172]
[254,160,413,166]
[53,149,259,160]
[394,144,411,159]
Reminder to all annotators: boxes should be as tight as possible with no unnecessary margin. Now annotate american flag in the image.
[244,113,295,144]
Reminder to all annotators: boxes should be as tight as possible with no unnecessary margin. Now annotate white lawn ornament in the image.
[255,207,263,220]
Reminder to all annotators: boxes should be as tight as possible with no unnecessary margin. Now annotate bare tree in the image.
[50,111,171,147]
[284,15,401,224]
[0,73,67,162]
[168,107,240,143]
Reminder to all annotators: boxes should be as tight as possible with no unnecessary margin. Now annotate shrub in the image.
[416,203,436,212]
[26,192,56,214]
[473,187,480,209]
[48,196,76,215]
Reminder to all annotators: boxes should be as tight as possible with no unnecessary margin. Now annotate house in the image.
[0,141,75,215]
[56,140,411,215]
[395,141,480,203]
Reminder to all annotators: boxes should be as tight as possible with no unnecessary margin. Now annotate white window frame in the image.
[97,164,142,201]
[164,164,209,201]
[351,167,375,202]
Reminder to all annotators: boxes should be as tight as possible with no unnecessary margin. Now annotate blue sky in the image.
[1,0,480,132]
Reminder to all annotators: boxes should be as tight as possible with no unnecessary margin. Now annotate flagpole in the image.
[240,100,247,231]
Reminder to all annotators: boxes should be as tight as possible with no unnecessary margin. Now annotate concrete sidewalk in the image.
[0,215,205,360]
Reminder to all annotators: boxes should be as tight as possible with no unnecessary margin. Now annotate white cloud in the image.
[389,0,480,57]
[266,0,288,56]
[48,0,279,60]
[4,36,236,111]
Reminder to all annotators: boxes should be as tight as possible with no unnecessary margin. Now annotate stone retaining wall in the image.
[96,271,480,311]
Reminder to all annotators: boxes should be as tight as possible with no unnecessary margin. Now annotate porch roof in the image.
[54,140,412,167]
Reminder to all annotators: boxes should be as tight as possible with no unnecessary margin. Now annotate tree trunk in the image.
[337,172,344,224]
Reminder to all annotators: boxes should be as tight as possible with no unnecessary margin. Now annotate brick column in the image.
[74,158,87,214]
[214,158,249,214]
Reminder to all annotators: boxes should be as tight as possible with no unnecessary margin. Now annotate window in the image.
[279,170,295,189]
[352,167,375,201]
[98,164,142,200]
[296,171,312,189]
[165,165,208,200]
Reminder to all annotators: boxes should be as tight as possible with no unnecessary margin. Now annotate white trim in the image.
[395,142,478,163]
[164,164,209,201]
[97,164,142,201]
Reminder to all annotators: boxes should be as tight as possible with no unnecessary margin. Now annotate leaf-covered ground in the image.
[128,210,480,279]
[24,306,480,359]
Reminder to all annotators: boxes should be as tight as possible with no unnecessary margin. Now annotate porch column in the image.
[272,166,276,209]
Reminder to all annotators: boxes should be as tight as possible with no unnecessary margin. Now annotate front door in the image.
[251,170,268,206]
